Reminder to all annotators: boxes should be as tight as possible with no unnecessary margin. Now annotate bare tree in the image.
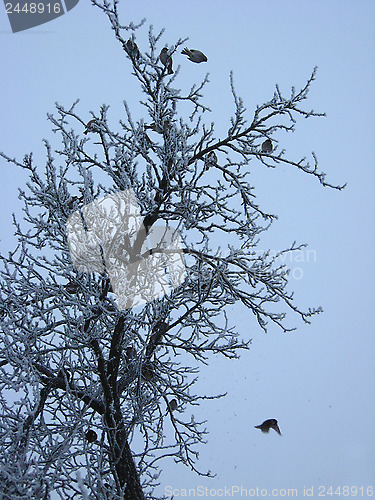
[0,1,345,499]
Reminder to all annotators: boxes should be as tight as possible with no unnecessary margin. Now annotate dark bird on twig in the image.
[159,47,174,74]
[64,281,79,294]
[153,321,168,334]
[141,363,155,381]
[261,139,273,153]
[204,151,218,170]
[168,399,178,412]
[144,122,166,134]
[181,47,208,63]
[84,119,102,135]
[255,419,282,435]
[125,346,137,361]
[67,195,83,211]
[85,429,97,443]
[146,322,168,357]
[125,39,140,60]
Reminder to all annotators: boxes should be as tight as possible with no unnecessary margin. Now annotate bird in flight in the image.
[181,47,208,63]
[254,419,282,435]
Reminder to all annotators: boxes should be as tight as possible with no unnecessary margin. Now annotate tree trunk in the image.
[105,414,145,500]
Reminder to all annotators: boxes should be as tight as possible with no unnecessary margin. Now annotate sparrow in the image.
[85,429,97,443]
[141,363,155,381]
[64,281,79,294]
[168,399,178,412]
[255,419,282,435]
[159,47,173,74]
[149,330,164,346]
[181,47,208,63]
[204,151,218,169]
[84,119,101,135]
[67,195,82,210]
[146,324,167,357]
[144,122,164,134]
[125,346,137,360]
[152,321,168,334]
[125,39,140,60]
[261,139,273,153]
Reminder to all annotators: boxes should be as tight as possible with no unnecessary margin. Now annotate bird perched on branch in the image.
[254,419,282,435]
[84,119,102,135]
[204,151,218,170]
[141,363,155,381]
[125,39,140,61]
[145,118,169,134]
[153,321,168,335]
[159,47,173,74]
[85,429,97,443]
[181,47,208,63]
[64,281,79,294]
[125,346,137,361]
[261,139,273,153]
[146,322,168,357]
[168,399,178,412]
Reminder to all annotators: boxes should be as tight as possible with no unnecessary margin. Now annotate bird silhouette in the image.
[159,48,173,74]
[125,39,140,61]
[64,281,79,294]
[181,47,208,63]
[144,122,163,134]
[144,119,170,134]
[84,119,102,135]
[141,362,155,381]
[125,346,137,361]
[254,419,281,435]
[169,399,178,411]
[85,429,97,443]
[204,151,218,169]
[261,139,273,153]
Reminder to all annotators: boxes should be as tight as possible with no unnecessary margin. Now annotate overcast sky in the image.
[1,1,374,498]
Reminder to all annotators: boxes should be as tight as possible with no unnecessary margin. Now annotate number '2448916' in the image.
[317,485,373,496]
[5,3,61,14]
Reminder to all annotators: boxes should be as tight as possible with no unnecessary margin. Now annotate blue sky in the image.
[1,1,374,497]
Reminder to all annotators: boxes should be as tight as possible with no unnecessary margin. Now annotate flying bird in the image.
[159,47,173,74]
[261,139,273,153]
[181,47,208,63]
[254,419,282,435]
